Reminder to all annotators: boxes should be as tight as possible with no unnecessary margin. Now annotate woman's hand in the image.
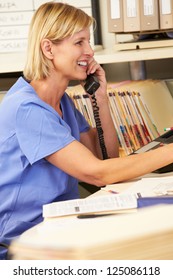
[80,58,107,104]
[86,58,107,102]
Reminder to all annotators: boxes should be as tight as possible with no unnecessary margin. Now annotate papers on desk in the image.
[106,176,173,208]
[43,176,173,220]
[122,176,173,197]
[43,193,137,218]
[9,204,173,260]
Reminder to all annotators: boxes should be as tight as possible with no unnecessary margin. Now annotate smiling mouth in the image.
[77,61,87,67]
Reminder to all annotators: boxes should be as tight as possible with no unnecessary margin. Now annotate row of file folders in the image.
[67,81,163,157]
[107,0,173,33]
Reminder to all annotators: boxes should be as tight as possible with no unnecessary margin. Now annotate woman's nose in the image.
[85,43,94,57]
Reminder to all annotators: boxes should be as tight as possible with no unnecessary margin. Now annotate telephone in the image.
[84,74,100,95]
[134,130,173,173]
[84,75,108,159]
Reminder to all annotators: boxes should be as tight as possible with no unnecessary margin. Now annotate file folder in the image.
[107,0,124,33]
[159,0,173,30]
[137,196,173,208]
[123,0,140,32]
[140,0,159,31]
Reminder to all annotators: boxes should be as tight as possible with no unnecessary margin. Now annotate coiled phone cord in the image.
[91,93,109,160]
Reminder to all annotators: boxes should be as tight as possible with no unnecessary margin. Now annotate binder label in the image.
[126,0,137,18]
[161,0,171,15]
[110,0,120,19]
[143,0,154,16]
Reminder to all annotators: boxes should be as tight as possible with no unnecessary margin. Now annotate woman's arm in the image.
[46,140,173,187]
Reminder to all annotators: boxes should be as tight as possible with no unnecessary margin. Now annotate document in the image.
[43,193,137,218]
[122,176,173,197]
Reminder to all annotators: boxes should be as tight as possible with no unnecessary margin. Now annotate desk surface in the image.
[9,172,173,260]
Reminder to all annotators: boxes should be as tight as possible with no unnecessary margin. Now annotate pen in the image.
[164,127,173,131]
[101,188,119,194]
[77,213,115,219]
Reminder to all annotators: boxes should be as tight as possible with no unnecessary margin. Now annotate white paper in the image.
[122,176,173,197]
[0,11,33,26]
[43,193,137,218]
[0,0,34,12]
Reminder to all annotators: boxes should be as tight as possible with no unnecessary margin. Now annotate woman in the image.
[0,2,173,259]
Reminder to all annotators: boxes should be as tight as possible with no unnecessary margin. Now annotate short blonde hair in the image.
[23,2,95,80]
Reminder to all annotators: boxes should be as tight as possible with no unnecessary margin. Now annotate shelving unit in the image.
[1,45,173,74]
[94,45,173,64]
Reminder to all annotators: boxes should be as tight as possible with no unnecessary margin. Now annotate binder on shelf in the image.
[159,0,173,30]
[123,0,140,32]
[140,0,159,31]
[107,0,124,33]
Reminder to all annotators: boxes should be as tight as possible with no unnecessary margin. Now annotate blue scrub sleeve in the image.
[16,102,75,164]
[64,94,90,133]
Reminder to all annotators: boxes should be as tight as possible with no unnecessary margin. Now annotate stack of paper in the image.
[42,193,137,218]
[9,204,173,260]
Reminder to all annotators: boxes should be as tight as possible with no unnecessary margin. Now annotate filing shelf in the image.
[94,46,173,64]
[1,46,173,74]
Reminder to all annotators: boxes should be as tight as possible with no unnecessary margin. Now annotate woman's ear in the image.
[41,39,53,59]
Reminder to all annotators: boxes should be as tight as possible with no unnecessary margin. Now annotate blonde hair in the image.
[23,2,95,80]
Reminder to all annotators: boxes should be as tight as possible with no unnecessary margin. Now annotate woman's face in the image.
[51,28,94,81]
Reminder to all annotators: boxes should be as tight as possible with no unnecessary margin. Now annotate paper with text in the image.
[43,193,137,218]
[122,176,173,197]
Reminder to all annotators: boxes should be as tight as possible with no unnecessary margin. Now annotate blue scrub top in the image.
[0,77,90,259]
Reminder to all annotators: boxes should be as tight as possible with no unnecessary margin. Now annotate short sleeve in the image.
[16,102,75,164]
[63,94,90,133]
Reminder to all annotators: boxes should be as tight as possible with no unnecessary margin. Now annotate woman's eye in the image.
[76,41,83,45]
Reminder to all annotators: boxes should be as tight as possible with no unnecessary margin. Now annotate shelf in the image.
[1,45,173,74]
[94,46,173,64]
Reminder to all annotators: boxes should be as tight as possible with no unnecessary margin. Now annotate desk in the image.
[9,172,173,260]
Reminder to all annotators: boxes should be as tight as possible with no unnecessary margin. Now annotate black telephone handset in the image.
[84,74,108,160]
[84,74,100,95]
